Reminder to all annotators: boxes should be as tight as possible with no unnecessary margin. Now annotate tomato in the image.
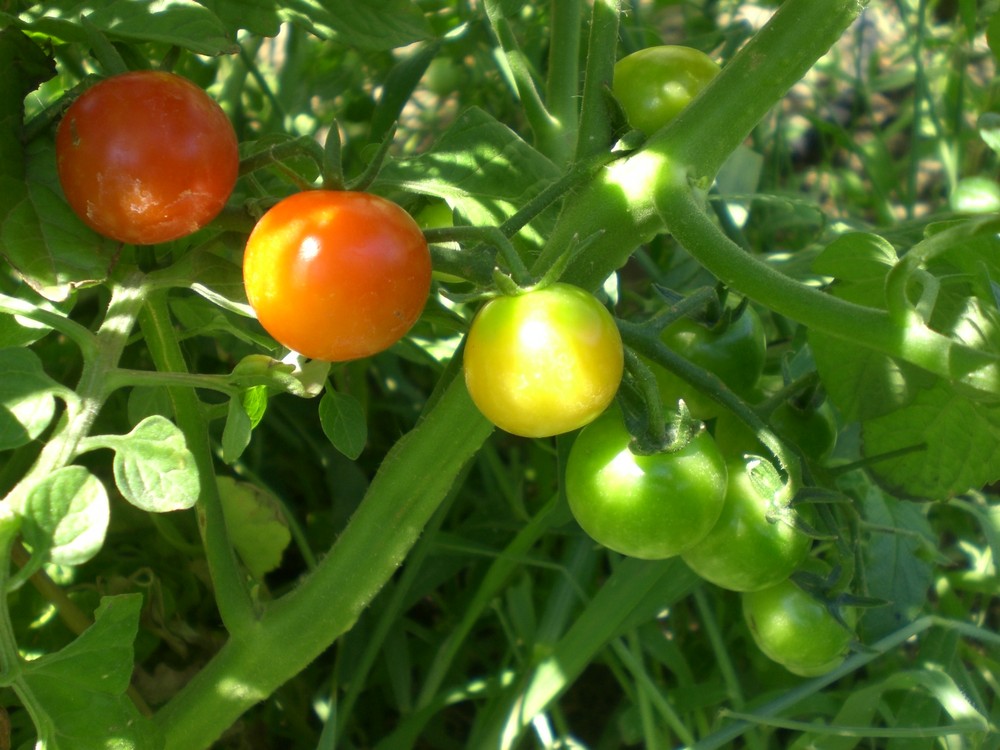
[56,70,238,245]
[564,408,728,559]
[242,190,432,362]
[654,306,767,420]
[612,45,721,134]
[742,578,854,676]
[681,456,810,591]
[770,398,838,463]
[463,283,624,438]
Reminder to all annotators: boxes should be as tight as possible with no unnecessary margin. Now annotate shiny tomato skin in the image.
[612,45,721,134]
[565,408,728,559]
[56,70,238,245]
[681,456,810,592]
[742,579,854,676]
[242,190,432,362]
[463,283,624,438]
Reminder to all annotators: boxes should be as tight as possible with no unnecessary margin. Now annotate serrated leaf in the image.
[851,479,934,640]
[282,0,432,51]
[377,107,561,248]
[86,416,200,512]
[19,594,161,750]
[319,388,367,459]
[0,347,61,450]
[21,465,110,566]
[217,476,291,579]
[862,384,1000,499]
[812,232,898,282]
[195,0,282,37]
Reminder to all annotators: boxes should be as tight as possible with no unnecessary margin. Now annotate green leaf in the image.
[377,107,562,248]
[849,476,935,640]
[0,347,61,451]
[230,354,329,397]
[221,396,252,464]
[861,384,1000,499]
[193,0,282,38]
[979,112,1000,155]
[319,388,367,460]
[988,14,1000,64]
[812,232,898,283]
[24,0,237,57]
[281,0,432,51]
[18,594,161,750]
[1,139,117,302]
[217,476,291,579]
[0,26,54,183]
[21,465,110,566]
[81,416,200,512]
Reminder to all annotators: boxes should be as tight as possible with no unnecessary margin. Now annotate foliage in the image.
[0,1,999,749]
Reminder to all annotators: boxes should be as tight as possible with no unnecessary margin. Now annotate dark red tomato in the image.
[242,190,431,362]
[56,70,239,245]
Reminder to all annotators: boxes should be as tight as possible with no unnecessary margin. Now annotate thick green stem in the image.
[153,377,493,750]
[574,0,621,160]
[545,0,582,164]
[138,292,257,636]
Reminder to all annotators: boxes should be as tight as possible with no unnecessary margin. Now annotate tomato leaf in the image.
[376,107,561,251]
[320,388,368,460]
[217,476,291,580]
[21,465,110,566]
[18,594,161,750]
[79,416,200,513]
[282,0,432,51]
[222,396,253,464]
[0,347,61,451]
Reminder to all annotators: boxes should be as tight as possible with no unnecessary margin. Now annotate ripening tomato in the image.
[612,45,721,134]
[463,283,624,438]
[564,408,728,559]
[242,190,432,362]
[56,70,238,245]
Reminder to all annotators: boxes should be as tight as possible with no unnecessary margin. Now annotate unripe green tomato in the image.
[612,45,721,134]
[565,408,728,559]
[742,579,854,677]
[654,307,767,420]
[770,399,838,464]
[681,457,810,592]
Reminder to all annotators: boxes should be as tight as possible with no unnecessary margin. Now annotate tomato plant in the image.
[612,45,721,134]
[564,408,728,559]
[462,283,623,437]
[742,578,854,676]
[242,190,432,362]
[654,305,767,419]
[681,456,810,591]
[55,70,238,245]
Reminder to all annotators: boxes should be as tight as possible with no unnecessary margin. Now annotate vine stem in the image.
[138,291,257,637]
[153,377,494,750]
[2,272,147,512]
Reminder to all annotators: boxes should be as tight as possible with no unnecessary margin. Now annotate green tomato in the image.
[770,398,838,463]
[742,579,854,676]
[565,408,728,559]
[612,45,721,134]
[681,457,810,592]
[654,306,767,420]
[463,283,624,438]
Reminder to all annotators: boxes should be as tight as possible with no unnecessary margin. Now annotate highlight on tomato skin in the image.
[462,283,625,438]
[242,190,432,363]
[55,70,239,245]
